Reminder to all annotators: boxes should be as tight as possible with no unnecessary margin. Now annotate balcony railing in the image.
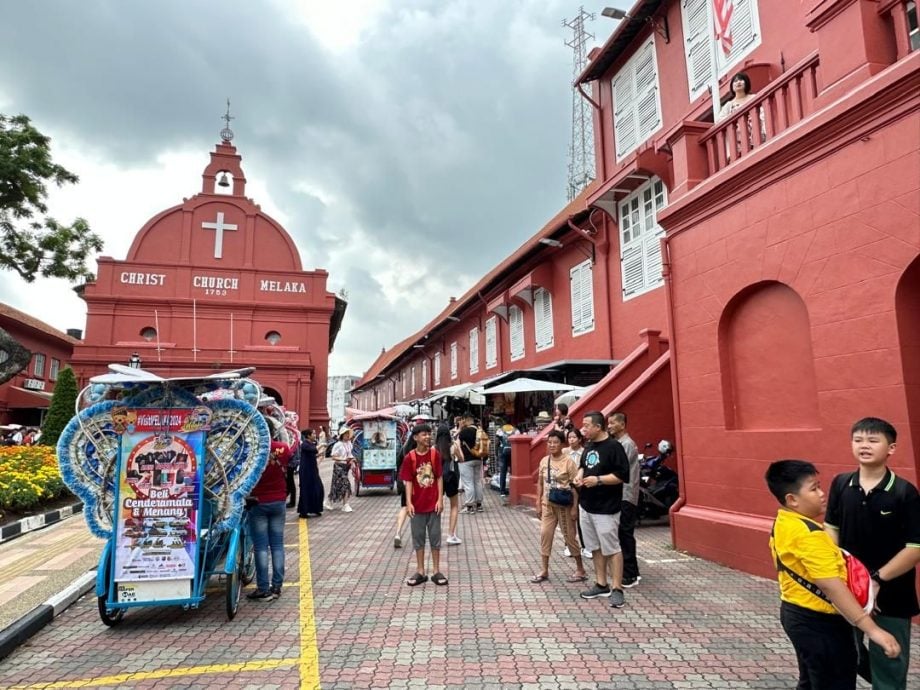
[701,52,820,173]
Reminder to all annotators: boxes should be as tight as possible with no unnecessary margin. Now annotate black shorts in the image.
[444,472,459,498]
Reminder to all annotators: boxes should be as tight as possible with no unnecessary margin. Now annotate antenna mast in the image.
[563,7,596,201]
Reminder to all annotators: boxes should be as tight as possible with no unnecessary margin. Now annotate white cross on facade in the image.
[201,212,238,259]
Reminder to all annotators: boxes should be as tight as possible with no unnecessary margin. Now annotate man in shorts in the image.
[574,411,630,608]
[400,424,448,587]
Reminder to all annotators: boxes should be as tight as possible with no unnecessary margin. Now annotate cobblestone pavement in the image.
[0,469,917,689]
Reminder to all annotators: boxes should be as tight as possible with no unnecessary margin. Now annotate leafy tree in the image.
[0,113,103,282]
[40,366,78,448]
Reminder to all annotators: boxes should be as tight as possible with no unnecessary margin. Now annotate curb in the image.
[0,570,96,661]
[0,502,83,544]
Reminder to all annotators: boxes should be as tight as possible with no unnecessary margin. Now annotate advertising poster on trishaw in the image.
[362,419,397,470]
[112,407,209,594]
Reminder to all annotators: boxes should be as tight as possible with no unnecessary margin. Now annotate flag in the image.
[713,0,734,56]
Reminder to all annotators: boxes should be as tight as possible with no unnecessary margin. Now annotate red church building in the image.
[352,0,919,579]
[71,129,345,429]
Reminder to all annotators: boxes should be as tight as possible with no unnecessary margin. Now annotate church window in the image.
[265,331,282,345]
[140,327,157,341]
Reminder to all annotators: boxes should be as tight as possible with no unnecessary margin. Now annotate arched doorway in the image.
[262,386,284,405]
[895,255,920,479]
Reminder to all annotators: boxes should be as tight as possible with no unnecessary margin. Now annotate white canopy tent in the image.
[481,378,578,395]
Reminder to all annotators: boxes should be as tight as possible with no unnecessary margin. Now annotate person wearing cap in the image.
[325,426,356,513]
[399,423,448,586]
[247,438,291,601]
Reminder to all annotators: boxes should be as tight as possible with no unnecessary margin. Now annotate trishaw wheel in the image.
[98,595,124,627]
[226,547,242,621]
[241,540,255,586]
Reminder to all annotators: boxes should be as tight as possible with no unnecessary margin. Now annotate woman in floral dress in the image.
[325,427,356,512]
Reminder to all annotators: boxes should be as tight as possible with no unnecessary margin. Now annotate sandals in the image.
[529,574,549,584]
[431,572,449,586]
[566,574,588,583]
[406,573,428,587]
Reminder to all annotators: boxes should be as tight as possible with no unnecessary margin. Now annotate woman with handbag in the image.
[530,430,587,583]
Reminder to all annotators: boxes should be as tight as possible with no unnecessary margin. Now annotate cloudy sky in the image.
[0,0,618,377]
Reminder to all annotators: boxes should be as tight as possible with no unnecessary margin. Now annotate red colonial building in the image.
[0,304,80,426]
[353,0,919,579]
[71,132,345,429]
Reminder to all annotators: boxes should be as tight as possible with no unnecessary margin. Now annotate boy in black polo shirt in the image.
[826,417,920,689]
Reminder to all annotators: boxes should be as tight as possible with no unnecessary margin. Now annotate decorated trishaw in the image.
[56,364,288,624]
[346,413,408,495]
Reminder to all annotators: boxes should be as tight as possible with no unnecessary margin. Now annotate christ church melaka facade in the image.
[70,135,346,430]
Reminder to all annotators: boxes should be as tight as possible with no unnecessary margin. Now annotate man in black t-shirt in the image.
[574,410,631,608]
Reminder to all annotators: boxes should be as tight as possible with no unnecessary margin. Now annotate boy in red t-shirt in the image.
[399,424,447,586]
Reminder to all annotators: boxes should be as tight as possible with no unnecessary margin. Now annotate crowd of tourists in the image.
[240,410,917,690]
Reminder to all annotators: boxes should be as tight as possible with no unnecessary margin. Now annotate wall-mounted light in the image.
[601,6,670,43]
[539,238,564,248]
[129,352,142,369]
[445,316,460,322]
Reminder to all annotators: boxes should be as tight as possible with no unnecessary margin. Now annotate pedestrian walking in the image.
[565,428,589,560]
[247,438,291,601]
[608,412,641,588]
[458,414,485,513]
[530,430,587,584]
[325,426,355,512]
[393,434,415,548]
[400,424,448,587]
[285,435,301,508]
[435,421,462,545]
[574,411,630,609]
[297,429,324,518]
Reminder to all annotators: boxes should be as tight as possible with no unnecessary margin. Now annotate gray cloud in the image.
[0,0,601,375]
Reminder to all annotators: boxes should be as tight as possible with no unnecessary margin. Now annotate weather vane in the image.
[220,98,235,143]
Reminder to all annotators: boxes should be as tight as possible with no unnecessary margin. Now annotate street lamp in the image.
[129,352,142,369]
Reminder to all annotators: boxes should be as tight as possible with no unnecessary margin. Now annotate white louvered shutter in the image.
[613,71,637,158]
[534,288,554,351]
[509,306,524,360]
[719,0,759,71]
[422,360,428,391]
[682,0,713,100]
[469,327,479,374]
[434,354,441,386]
[485,317,497,368]
[571,261,595,335]
[450,342,458,379]
[634,40,661,140]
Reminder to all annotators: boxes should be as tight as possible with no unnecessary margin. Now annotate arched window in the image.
[140,327,157,341]
[719,281,820,430]
[265,331,281,345]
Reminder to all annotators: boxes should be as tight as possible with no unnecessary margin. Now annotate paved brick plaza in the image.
[1,481,917,689]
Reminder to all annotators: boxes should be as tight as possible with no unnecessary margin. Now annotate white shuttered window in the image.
[469,327,479,374]
[410,367,416,395]
[485,317,498,369]
[620,177,668,300]
[450,342,458,379]
[434,353,441,386]
[682,0,762,101]
[509,306,525,361]
[534,288,554,351]
[613,37,662,160]
[570,261,595,336]
[422,360,428,391]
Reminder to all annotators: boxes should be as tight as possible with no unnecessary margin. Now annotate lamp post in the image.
[129,352,142,369]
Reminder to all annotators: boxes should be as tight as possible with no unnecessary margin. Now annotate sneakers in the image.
[343,504,353,513]
[476,503,484,513]
[323,500,334,511]
[563,547,572,558]
[463,506,476,514]
[270,586,282,599]
[622,576,642,589]
[446,534,462,546]
[394,535,402,549]
[581,548,594,559]
[609,589,626,608]
[580,583,612,599]
[246,589,274,602]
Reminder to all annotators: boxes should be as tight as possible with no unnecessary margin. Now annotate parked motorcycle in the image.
[637,440,678,522]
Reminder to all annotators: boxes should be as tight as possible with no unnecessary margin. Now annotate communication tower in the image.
[564,7,596,201]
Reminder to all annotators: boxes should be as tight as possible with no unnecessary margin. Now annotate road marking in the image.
[299,517,321,690]
[9,659,298,688]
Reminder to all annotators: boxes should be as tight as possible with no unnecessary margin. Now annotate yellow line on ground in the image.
[10,658,298,689]
[299,518,321,690]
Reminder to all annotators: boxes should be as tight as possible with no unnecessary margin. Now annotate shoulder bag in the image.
[547,457,573,506]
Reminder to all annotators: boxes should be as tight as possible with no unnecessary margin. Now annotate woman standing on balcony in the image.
[718,71,758,119]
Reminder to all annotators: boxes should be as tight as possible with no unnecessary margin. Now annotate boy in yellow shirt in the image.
[765,460,899,689]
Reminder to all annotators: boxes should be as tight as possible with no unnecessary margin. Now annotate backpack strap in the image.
[770,521,832,605]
